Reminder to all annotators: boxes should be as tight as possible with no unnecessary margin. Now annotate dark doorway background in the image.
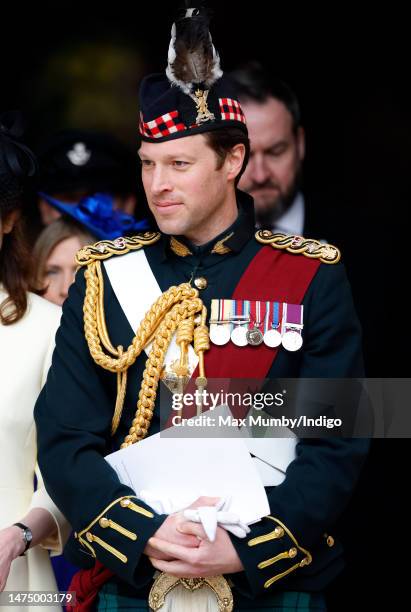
[1,2,408,609]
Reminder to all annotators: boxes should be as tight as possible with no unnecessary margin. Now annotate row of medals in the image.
[209,318,303,352]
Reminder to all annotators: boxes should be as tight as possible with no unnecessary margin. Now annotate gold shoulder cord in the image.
[255,230,341,264]
[76,234,210,447]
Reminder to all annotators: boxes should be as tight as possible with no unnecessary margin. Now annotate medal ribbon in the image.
[264,301,282,334]
[224,299,233,332]
[284,303,303,328]
[264,301,271,334]
[210,299,218,322]
[249,301,267,333]
[231,299,248,328]
[274,302,281,329]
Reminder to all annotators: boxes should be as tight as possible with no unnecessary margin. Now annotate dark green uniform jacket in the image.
[34,192,368,602]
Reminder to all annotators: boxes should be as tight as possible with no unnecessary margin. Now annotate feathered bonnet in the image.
[139,3,248,142]
[0,111,37,212]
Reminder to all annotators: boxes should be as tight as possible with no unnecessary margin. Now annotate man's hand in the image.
[147,521,244,577]
[143,496,219,561]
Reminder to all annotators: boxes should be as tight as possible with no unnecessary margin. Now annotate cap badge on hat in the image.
[67,142,91,166]
[189,88,215,124]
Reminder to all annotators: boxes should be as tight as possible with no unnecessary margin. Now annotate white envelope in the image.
[105,432,270,525]
[245,437,297,483]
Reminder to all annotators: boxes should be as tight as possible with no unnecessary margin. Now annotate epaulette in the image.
[75,232,161,266]
[255,230,341,265]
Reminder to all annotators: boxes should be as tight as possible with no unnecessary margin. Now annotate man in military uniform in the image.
[35,6,368,611]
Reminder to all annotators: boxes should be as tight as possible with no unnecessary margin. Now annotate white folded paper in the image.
[105,405,298,540]
[105,433,270,529]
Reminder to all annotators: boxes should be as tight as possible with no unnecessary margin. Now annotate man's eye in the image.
[46,269,58,277]
[267,146,287,157]
[141,160,153,167]
[173,161,189,167]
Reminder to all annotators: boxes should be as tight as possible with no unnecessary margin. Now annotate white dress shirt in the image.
[273,192,305,236]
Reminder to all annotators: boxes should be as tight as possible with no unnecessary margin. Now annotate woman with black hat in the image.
[0,112,68,605]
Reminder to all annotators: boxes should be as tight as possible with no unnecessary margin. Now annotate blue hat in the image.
[38,192,149,240]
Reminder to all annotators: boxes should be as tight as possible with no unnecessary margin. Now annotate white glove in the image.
[183,498,250,541]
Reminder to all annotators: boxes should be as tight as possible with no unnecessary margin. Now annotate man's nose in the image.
[250,153,271,184]
[151,166,172,194]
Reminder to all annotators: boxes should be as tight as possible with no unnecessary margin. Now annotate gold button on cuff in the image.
[120,497,154,518]
[86,532,93,542]
[194,277,208,290]
[327,535,335,547]
[289,547,297,558]
[99,518,110,528]
[300,557,311,567]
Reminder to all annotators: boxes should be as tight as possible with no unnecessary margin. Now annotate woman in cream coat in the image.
[0,113,69,610]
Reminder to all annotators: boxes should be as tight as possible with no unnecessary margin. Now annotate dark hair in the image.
[203,127,250,187]
[229,62,302,134]
[0,112,38,325]
[0,216,38,325]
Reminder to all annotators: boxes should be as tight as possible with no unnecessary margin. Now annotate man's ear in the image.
[226,144,246,182]
[2,209,20,234]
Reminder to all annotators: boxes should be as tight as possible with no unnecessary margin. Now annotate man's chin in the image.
[155,217,186,236]
[254,198,281,217]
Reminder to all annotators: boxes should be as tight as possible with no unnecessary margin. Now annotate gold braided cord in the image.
[176,318,195,345]
[175,317,195,377]
[82,260,208,444]
[84,263,199,372]
[121,298,203,447]
[94,261,128,434]
[96,261,120,356]
[255,229,341,264]
[194,323,210,354]
[111,347,128,436]
[194,307,209,381]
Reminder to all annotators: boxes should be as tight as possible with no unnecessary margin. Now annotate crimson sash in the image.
[67,560,113,611]
[177,246,321,419]
[199,246,320,378]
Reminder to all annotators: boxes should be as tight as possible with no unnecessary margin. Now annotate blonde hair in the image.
[33,217,94,291]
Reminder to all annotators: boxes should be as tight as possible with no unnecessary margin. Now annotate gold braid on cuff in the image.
[76,495,154,563]
[248,516,312,589]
